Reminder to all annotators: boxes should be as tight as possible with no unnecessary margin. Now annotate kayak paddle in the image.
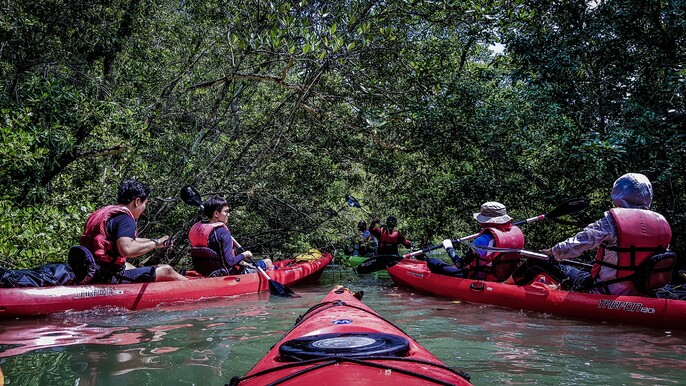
[357,198,589,274]
[231,234,299,298]
[355,255,405,274]
[404,197,589,259]
[253,262,300,298]
[179,185,299,297]
[345,194,371,215]
[465,244,593,269]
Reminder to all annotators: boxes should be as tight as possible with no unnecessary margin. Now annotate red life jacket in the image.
[591,208,672,282]
[188,222,236,276]
[468,225,525,281]
[372,227,409,255]
[189,222,228,247]
[79,205,135,266]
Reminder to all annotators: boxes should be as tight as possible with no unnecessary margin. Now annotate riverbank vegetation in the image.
[2,0,684,269]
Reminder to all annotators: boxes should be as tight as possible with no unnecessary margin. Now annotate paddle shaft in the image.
[231,236,244,251]
[181,185,300,296]
[403,198,587,258]
[405,216,555,258]
[404,233,480,257]
[469,245,594,269]
[522,249,593,269]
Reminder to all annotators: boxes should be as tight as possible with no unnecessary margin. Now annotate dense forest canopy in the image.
[1,0,684,269]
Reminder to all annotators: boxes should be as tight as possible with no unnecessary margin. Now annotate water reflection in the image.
[1,270,686,385]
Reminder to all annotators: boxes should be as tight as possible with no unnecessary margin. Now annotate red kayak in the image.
[231,286,471,386]
[387,258,686,330]
[0,253,332,317]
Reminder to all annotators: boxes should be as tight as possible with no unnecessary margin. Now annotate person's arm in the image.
[399,233,412,248]
[471,233,494,259]
[362,230,372,240]
[546,213,616,260]
[369,223,381,238]
[116,237,165,258]
[112,215,168,258]
[442,239,463,266]
[215,228,254,267]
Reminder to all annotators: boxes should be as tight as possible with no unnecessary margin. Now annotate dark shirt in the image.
[105,213,137,257]
[208,227,244,267]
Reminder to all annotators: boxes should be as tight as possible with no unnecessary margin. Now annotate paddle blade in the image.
[268,279,300,298]
[545,197,589,220]
[180,185,203,208]
[345,194,362,208]
[356,255,402,274]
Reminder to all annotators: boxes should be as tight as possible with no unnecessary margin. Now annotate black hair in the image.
[203,195,229,218]
[117,179,151,204]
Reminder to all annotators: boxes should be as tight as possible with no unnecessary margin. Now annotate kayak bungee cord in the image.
[228,356,470,386]
[229,297,471,385]
[290,299,411,344]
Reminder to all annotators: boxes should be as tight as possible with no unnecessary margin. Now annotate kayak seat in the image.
[490,255,523,282]
[278,332,410,361]
[632,251,676,295]
[190,247,226,276]
[68,246,99,285]
[508,258,567,286]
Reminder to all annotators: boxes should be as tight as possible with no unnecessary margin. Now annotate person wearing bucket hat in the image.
[427,201,524,281]
[369,215,412,256]
[541,173,672,296]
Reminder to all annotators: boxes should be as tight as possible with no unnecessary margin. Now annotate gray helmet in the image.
[611,173,653,209]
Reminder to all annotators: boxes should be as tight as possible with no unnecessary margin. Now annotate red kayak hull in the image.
[233,286,472,385]
[387,258,686,330]
[0,254,331,317]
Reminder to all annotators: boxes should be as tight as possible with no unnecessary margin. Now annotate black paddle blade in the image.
[546,197,589,219]
[345,194,362,209]
[352,290,364,300]
[180,185,203,208]
[356,255,403,274]
[268,279,300,298]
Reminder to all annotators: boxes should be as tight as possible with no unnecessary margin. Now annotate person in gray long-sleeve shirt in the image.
[541,173,672,295]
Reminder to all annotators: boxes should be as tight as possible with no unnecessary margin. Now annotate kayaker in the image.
[188,195,273,276]
[80,179,187,283]
[541,173,672,296]
[369,216,412,256]
[352,220,377,256]
[428,201,524,281]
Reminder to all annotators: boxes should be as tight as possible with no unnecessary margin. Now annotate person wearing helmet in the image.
[369,216,412,256]
[541,173,672,295]
[352,220,377,256]
[428,201,524,281]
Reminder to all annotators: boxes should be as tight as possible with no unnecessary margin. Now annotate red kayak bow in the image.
[230,286,472,385]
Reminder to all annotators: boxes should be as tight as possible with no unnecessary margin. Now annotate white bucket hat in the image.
[473,202,513,224]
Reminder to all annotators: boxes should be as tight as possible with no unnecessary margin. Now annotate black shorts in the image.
[98,266,157,284]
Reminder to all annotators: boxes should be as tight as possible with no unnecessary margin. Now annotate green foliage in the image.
[0,200,91,268]
[1,0,684,270]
